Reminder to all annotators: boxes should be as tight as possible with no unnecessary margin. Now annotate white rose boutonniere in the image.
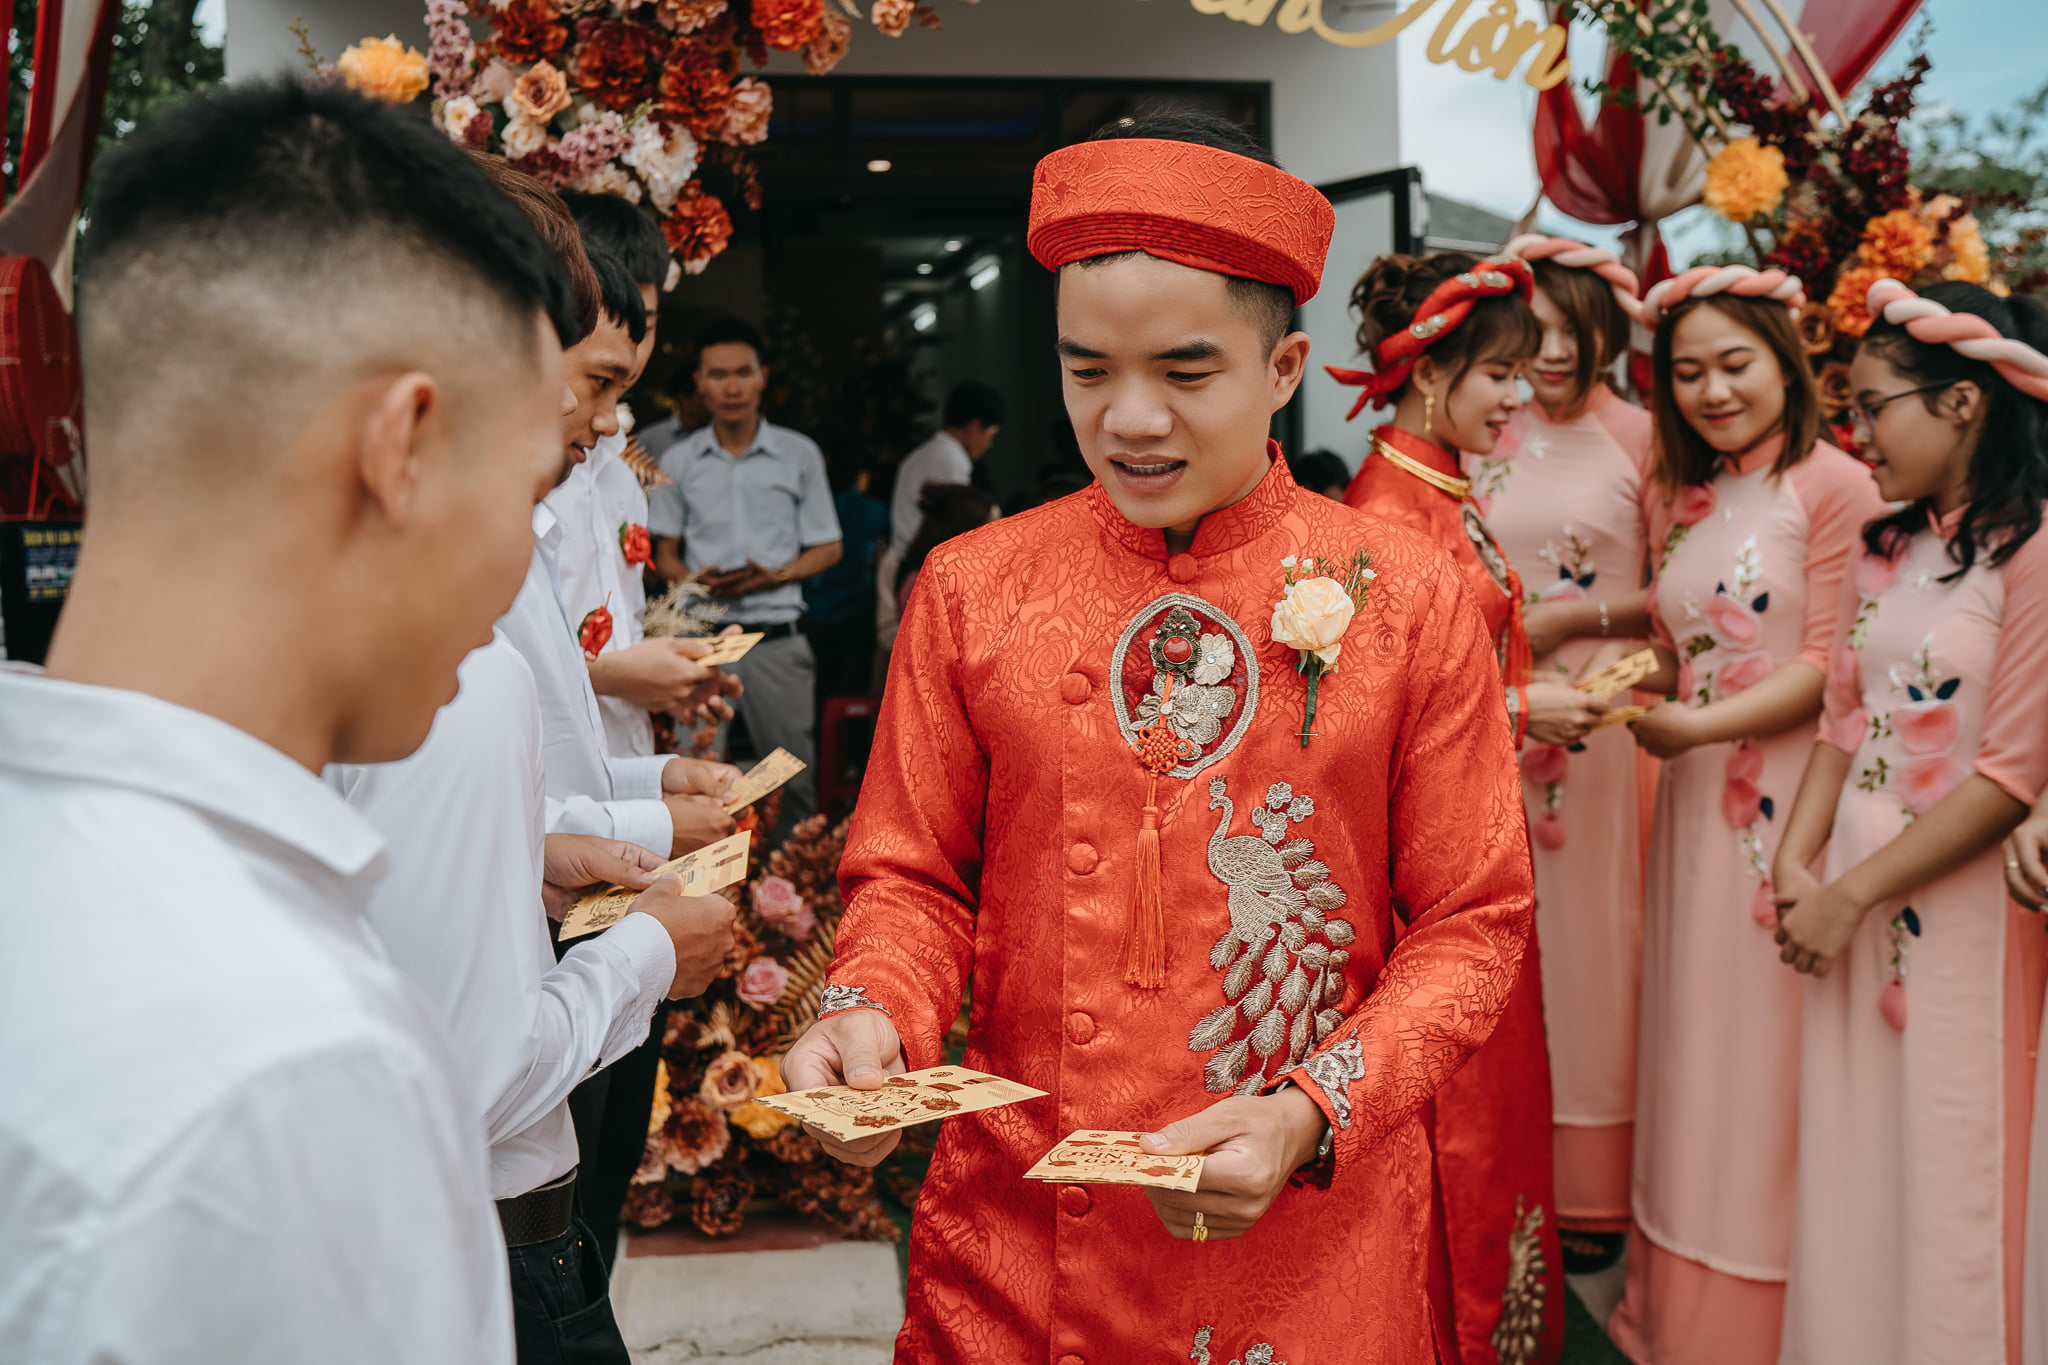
[1270,548,1376,747]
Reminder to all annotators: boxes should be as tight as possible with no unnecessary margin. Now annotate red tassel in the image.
[1124,775,1167,988]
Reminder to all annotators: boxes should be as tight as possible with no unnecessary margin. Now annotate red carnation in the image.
[663,183,735,271]
[579,601,614,661]
[572,17,663,112]
[620,522,653,567]
[484,0,568,66]
[658,38,734,137]
[751,0,824,51]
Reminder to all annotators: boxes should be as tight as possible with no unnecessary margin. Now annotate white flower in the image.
[501,114,548,160]
[568,162,643,203]
[1271,577,1356,670]
[439,94,481,142]
[1360,567,1377,580]
[1280,555,1297,568]
[615,401,636,437]
[622,116,700,212]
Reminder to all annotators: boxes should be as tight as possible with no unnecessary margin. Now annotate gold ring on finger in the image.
[1191,1211,1208,1243]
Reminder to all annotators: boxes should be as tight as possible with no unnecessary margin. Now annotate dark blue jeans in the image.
[507,1214,631,1365]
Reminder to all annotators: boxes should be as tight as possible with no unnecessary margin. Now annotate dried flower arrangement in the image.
[621,813,921,1241]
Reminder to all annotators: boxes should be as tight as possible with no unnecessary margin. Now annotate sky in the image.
[1397,0,2040,264]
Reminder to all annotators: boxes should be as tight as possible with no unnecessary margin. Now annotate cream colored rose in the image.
[501,114,548,160]
[1270,577,1356,669]
[439,94,481,143]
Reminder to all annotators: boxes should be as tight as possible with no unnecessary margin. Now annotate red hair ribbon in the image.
[1327,257,1536,420]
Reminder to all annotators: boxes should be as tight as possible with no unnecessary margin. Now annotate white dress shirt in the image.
[329,635,675,1200]
[497,502,674,857]
[549,433,656,758]
[0,667,512,1365]
[891,429,973,547]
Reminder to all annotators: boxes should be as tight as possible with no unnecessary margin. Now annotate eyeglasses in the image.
[1848,381,1954,439]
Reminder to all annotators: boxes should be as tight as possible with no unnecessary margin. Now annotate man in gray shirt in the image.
[650,318,842,832]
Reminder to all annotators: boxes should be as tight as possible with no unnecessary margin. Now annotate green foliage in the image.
[1910,78,2048,290]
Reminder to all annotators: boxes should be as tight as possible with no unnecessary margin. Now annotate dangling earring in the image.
[1423,391,1437,438]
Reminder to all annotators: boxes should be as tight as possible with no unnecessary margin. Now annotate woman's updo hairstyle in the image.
[1859,280,2048,577]
[1350,251,1540,400]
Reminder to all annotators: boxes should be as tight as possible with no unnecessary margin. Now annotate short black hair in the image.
[84,78,577,345]
[587,241,648,345]
[694,316,766,369]
[562,190,672,291]
[943,381,1006,429]
[1072,110,1296,351]
[1287,449,1351,497]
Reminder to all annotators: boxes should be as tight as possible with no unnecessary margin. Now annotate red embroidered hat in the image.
[1027,138,1336,306]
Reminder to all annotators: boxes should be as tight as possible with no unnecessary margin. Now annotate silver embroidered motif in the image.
[1190,1327,1287,1365]
[817,983,890,1017]
[1189,777,1355,1095]
[1110,594,1260,779]
[1289,1036,1365,1130]
[1461,503,1512,596]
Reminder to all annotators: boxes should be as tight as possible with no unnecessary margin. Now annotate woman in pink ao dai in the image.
[1773,281,2048,1365]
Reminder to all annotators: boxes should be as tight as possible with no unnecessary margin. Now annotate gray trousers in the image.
[726,632,817,838]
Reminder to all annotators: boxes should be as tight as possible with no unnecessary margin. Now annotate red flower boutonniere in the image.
[620,522,653,568]
[579,597,614,662]
[1269,547,1375,748]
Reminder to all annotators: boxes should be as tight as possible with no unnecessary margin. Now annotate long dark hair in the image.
[1649,293,1822,495]
[1530,257,1631,414]
[1859,281,2048,577]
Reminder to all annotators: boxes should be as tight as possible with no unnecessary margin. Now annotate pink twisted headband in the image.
[1640,265,1807,330]
[1503,234,1644,322]
[1866,278,2048,403]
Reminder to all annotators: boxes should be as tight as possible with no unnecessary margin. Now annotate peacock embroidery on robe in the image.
[1187,776,1356,1094]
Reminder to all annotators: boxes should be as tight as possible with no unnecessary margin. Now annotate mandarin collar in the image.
[0,667,386,880]
[1371,425,1466,488]
[1531,383,1613,426]
[1090,442,1297,561]
[1727,432,1787,477]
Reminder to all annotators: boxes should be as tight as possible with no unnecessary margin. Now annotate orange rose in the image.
[1826,263,1897,338]
[337,35,430,104]
[1858,208,1935,276]
[1702,137,1788,223]
[508,59,572,122]
[1944,214,1992,285]
[728,1054,795,1138]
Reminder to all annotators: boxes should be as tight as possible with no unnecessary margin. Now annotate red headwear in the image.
[1327,257,1536,420]
[1027,138,1335,306]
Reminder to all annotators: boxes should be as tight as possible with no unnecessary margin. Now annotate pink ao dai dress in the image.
[1466,385,1655,1231]
[1608,436,1883,1365]
[1786,509,2048,1365]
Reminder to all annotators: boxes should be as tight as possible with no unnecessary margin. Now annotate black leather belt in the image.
[733,621,798,642]
[497,1168,577,1249]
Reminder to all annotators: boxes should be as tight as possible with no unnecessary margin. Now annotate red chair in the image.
[817,696,882,818]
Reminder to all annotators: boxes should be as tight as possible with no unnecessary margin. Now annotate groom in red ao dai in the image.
[783,121,1539,1364]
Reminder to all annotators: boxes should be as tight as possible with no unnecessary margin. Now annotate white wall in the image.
[224,0,1403,187]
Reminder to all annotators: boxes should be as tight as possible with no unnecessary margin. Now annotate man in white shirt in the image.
[0,80,578,1362]
[330,632,737,1365]
[889,380,1006,547]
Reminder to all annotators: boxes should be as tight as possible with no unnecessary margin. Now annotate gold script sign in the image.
[1171,0,1571,90]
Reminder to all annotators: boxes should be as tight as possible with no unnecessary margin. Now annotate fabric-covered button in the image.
[1168,553,1197,584]
[1058,1186,1092,1219]
[1060,672,1092,705]
[1066,1011,1096,1045]
[1066,842,1098,875]
[1057,1355,1086,1365]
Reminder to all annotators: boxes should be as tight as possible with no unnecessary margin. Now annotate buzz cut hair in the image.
[78,78,577,491]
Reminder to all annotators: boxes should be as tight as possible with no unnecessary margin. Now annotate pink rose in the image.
[1532,812,1566,851]
[1750,879,1778,928]
[1828,644,1862,707]
[1726,743,1765,786]
[753,875,805,927]
[1716,650,1775,696]
[1820,708,1869,753]
[736,956,790,1007]
[1520,744,1569,787]
[1892,700,1961,756]
[1898,755,1970,815]
[1672,484,1717,527]
[1722,777,1763,828]
[1538,576,1586,603]
[1855,551,1900,597]
[1706,593,1763,652]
